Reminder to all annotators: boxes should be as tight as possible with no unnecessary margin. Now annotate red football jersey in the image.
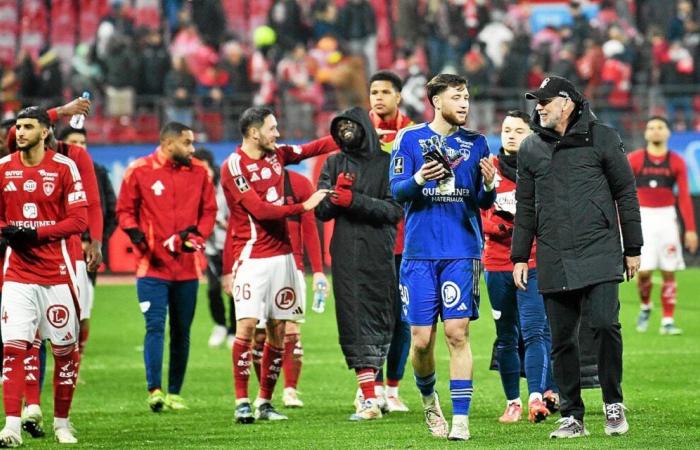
[0,150,88,285]
[284,170,323,273]
[221,136,336,273]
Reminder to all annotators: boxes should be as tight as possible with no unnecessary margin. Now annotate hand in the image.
[513,262,529,291]
[302,189,330,211]
[418,160,448,182]
[335,172,355,190]
[1,226,38,249]
[330,186,353,208]
[497,223,513,237]
[624,255,641,281]
[57,97,91,118]
[84,240,103,272]
[684,230,698,254]
[480,156,496,188]
[376,128,394,137]
[124,228,148,251]
[163,233,182,254]
[312,271,328,288]
[181,232,205,253]
[222,273,233,296]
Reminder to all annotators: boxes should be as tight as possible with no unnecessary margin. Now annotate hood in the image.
[330,107,380,157]
[529,100,598,141]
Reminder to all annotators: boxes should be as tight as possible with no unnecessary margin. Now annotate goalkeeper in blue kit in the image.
[389,74,496,440]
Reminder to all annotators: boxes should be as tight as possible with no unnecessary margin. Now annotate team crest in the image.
[235,176,250,193]
[274,288,296,310]
[43,181,55,196]
[47,305,70,328]
[23,180,36,192]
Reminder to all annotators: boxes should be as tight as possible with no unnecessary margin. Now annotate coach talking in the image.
[510,76,642,439]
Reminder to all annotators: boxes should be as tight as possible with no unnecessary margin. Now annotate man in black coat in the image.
[511,76,642,439]
[316,107,402,421]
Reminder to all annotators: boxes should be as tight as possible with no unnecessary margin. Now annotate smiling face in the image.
[369,80,401,120]
[434,84,470,126]
[535,96,572,129]
[251,114,281,153]
[501,116,531,153]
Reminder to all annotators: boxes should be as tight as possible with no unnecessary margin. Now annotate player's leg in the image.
[384,254,411,413]
[251,326,266,382]
[516,268,553,423]
[636,207,660,332]
[657,209,685,335]
[164,279,198,410]
[659,271,681,334]
[75,260,92,356]
[205,252,228,347]
[636,271,653,332]
[21,333,45,438]
[136,277,169,412]
[282,321,303,407]
[253,319,287,420]
[40,283,80,444]
[484,270,522,423]
[0,282,39,447]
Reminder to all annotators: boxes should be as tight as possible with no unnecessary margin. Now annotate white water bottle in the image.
[312,281,327,313]
[69,91,90,129]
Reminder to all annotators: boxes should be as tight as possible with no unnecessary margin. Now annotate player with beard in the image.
[390,74,496,440]
[117,122,217,412]
[628,116,697,335]
[0,107,88,445]
[220,107,334,424]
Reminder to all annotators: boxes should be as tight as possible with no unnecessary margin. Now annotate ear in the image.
[433,95,441,110]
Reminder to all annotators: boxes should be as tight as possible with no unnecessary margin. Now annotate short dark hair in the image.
[647,115,671,129]
[57,126,87,141]
[16,107,51,128]
[239,107,274,136]
[505,109,531,124]
[369,70,403,92]
[160,122,192,141]
[425,74,467,108]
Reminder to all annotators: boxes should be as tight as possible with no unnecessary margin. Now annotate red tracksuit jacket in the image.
[116,149,217,280]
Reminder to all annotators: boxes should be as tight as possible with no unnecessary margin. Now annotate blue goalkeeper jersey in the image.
[389,123,496,260]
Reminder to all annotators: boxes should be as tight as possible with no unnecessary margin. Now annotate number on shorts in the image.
[234,283,251,302]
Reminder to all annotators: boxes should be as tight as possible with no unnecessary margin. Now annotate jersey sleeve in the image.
[196,170,218,238]
[476,136,496,209]
[71,146,104,242]
[390,129,423,202]
[279,135,338,165]
[36,158,88,241]
[293,173,323,273]
[672,153,696,232]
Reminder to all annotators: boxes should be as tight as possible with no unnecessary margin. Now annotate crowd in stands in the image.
[0,0,699,143]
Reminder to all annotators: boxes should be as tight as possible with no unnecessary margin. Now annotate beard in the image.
[172,152,192,166]
[441,109,467,127]
[17,135,42,152]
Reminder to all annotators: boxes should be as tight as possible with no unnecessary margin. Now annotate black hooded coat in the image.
[315,107,403,370]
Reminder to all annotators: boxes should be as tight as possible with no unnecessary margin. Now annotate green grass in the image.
[14,269,700,448]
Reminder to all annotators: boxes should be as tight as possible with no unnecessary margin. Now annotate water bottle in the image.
[69,91,91,129]
[312,281,327,313]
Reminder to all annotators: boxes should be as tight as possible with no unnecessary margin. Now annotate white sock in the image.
[421,392,436,407]
[452,414,468,426]
[386,386,398,398]
[661,317,675,326]
[4,416,21,433]
[374,384,385,397]
[253,398,270,408]
[507,397,522,407]
[25,404,41,415]
[529,392,542,403]
[53,417,69,429]
[235,397,250,406]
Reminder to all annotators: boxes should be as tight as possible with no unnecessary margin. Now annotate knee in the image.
[592,321,621,337]
[411,334,432,355]
[444,327,469,349]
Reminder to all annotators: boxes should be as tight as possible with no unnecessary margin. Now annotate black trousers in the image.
[205,251,236,333]
[544,281,623,420]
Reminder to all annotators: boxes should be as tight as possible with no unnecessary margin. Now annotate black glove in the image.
[124,228,147,250]
[178,226,204,253]
[422,135,453,180]
[1,226,38,249]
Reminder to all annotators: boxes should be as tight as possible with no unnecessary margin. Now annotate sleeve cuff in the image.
[624,247,641,257]
[413,172,426,186]
[484,177,496,192]
[510,256,529,264]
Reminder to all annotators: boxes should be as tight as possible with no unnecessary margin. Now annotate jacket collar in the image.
[530,101,597,146]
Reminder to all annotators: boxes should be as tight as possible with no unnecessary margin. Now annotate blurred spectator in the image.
[478,9,514,70]
[35,47,63,108]
[424,0,465,74]
[268,0,307,54]
[576,38,605,100]
[190,45,230,108]
[338,0,377,75]
[69,43,102,98]
[311,0,340,41]
[170,16,202,61]
[401,58,428,122]
[15,50,37,106]
[191,0,226,47]
[164,56,195,126]
[277,43,320,139]
[221,40,253,101]
[660,40,696,130]
[396,0,422,48]
[667,0,695,42]
[250,31,278,107]
[551,45,581,86]
[137,29,170,98]
[599,39,632,131]
[100,0,135,36]
[103,35,138,117]
[570,1,591,56]
[460,46,494,134]
[499,37,530,92]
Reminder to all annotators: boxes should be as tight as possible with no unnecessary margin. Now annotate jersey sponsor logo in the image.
[457,303,468,311]
[43,181,55,196]
[261,167,272,180]
[4,181,17,192]
[494,190,516,215]
[74,181,83,191]
[291,145,302,154]
[250,172,260,182]
[23,180,36,192]
[59,264,67,275]
[23,203,38,219]
[246,163,259,172]
[47,305,70,328]
[151,180,165,196]
[441,281,461,308]
[9,219,55,227]
[235,175,250,193]
[421,187,470,202]
[266,186,279,203]
[393,156,404,175]
[38,169,58,178]
[68,190,86,204]
[4,170,23,179]
[274,287,296,310]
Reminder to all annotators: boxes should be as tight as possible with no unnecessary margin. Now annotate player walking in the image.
[628,116,698,335]
[0,107,88,445]
[390,74,496,440]
[117,122,217,412]
[221,107,333,424]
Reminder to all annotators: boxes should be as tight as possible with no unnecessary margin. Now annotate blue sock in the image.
[414,372,436,397]
[450,379,473,416]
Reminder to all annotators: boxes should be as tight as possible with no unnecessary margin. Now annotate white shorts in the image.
[0,281,79,345]
[75,260,94,320]
[232,254,304,323]
[640,206,686,272]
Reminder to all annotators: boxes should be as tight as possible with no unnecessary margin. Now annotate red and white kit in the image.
[221,136,335,323]
[628,149,696,271]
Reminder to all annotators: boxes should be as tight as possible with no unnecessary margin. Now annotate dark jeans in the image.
[205,252,235,333]
[544,281,623,420]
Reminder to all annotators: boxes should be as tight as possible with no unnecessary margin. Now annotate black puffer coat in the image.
[511,101,643,294]
[315,107,403,369]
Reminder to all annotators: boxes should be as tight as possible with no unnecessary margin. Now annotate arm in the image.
[673,155,696,232]
[481,208,511,238]
[510,143,537,263]
[294,174,324,273]
[390,134,424,202]
[345,185,403,226]
[281,135,338,165]
[101,166,118,242]
[195,173,218,239]
[477,143,497,209]
[37,169,89,241]
[314,156,342,221]
[116,163,142,231]
[73,147,104,243]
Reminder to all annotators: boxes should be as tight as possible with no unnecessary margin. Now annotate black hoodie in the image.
[316,107,402,370]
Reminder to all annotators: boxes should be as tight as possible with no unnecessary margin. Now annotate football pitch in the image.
[18,269,700,448]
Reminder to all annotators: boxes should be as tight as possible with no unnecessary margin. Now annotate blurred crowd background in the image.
[0,0,698,146]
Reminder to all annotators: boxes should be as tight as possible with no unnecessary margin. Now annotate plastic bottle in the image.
[69,91,91,129]
[312,281,327,313]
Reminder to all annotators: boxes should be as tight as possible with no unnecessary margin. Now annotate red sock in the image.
[52,344,78,419]
[24,338,41,405]
[2,341,28,417]
[283,334,302,389]
[79,325,89,355]
[387,379,399,388]
[356,368,376,400]
[232,338,252,400]
[661,280,677,319]
[638,277,652,308]
[251,339,264,384]
[258,343,284,401]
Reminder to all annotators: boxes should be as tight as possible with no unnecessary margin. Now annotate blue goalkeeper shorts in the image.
[399,258,481,326]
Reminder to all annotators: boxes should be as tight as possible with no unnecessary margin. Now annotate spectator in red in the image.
[660,40,696,130]
[599,39,632,132]
[164,56,196,126]
[277,44,321,139]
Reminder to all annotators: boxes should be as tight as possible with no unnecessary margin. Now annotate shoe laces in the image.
[605,403,623,420]
[506,402,521,415]
[556,416,580,429]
